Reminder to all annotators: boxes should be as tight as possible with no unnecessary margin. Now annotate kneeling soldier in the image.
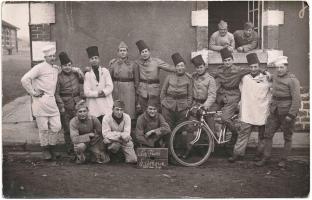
[102,100,137,163]
[135,97,171,147]
[69,100,109,164]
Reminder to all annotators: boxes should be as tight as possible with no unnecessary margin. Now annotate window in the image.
[208,1,263,49]
[248,1,263,48]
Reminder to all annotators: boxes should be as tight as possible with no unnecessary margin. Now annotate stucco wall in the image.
[278,1,309,87]
[52,1,196,82]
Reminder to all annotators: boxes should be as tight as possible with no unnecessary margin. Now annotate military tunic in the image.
[135,57,175,111]
[263,72,301,160]
[234,30,258,52]
[70,115,109,163]
[109,58,137,118]
[55,71,84,150]
[135,112,171,147]
[161,73,193,129]
[209,31,235,51]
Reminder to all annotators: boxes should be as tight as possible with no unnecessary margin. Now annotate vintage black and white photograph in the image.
[2,0,310,198]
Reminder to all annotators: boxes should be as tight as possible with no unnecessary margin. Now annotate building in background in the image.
[2,20,19,55]
[27,1,309,133]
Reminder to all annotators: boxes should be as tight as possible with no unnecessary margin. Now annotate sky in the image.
[2,2,29,41]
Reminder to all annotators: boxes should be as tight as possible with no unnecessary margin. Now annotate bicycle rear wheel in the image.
[169,120,214,167]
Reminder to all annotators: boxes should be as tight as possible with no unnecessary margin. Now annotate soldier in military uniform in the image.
[191,54,217,128]
[135,97,171,148]
[108,41,137,120]
[134,40,175,114]
[160,53,193,132]
[55,52,85,154]
[211,48,250,146]
[256,56,301,168]
[234,22,258,52]
[228,53,272,163]
[70,100,109,164]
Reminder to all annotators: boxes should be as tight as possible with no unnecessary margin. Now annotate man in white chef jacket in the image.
[228,53,272,163]
[21,45,62,161]
[84,46,114,123]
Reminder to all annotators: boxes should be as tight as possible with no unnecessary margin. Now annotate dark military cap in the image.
[171,52,185,66]
[113,100,125,109]
[220,47,233,60]
[59,52,72,66]
[136,40,149,52]
[246,53,260,65]
[86,46,99,59]
[191,55,205,67]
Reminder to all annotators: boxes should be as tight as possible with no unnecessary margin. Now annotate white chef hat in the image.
[42,44,56,56]
[272,56,288,66]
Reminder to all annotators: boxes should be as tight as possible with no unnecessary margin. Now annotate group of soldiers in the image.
[21,28,301,167]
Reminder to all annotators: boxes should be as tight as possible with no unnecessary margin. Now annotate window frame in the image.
[248,0,263,49]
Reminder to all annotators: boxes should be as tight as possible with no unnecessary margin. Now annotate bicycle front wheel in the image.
[169,120,214,167]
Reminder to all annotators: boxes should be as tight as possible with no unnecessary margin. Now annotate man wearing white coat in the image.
[21,45,62,160]
[84,46,114,123]
[228,53,272,162]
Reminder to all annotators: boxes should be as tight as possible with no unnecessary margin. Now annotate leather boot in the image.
[50,145,61,160]
[42,146,52,161]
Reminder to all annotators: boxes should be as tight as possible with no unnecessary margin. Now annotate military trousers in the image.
[263,110,295,160]
[60,109,76,150]
[233,122,265,156]
[106,141,138,163]
[74,141,110,163]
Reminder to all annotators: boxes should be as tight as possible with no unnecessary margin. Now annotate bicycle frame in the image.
[189,112,230,146]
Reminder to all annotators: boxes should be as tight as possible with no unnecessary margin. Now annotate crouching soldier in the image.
[135,97,171,148]
[55,52,85,154]
[69,100,110,164]
[161,53,193,131]
[102,100,137,163]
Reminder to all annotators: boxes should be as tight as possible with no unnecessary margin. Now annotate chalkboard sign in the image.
[136,148,168,169]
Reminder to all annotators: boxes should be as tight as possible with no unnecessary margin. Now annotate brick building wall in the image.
[295,87,310,132]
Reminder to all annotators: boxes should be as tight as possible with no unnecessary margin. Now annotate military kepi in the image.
[136,40,149,52]
[220,47,233,60]
[59,52,72,66]
[246,53,260,65]
[171,53,185,66]
[191,55,205,67]
[86,46,99,58]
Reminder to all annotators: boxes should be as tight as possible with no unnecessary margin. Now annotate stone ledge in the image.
[208,49,268,64]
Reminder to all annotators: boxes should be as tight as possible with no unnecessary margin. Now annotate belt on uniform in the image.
[60,93,80,97]
[193,97,206,104]
[272,96,292,100]
[112,77,134,82]
[221,85,239,90]
[167,93,188,99]
[139,79,160,84]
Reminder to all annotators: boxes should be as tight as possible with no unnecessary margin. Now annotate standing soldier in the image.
[21,45,62,160]
[228,53,272,163]
[134,40,175,113]
[160,53,193,131]
[108,41,137,120]
[191,54,217,128]
[135,97,171,148]
[55,52,85,154]
[84,46,114,123]
[256,56,301,168]
[211,47,251,146]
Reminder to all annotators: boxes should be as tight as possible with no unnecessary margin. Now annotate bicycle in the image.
[169,105,237,167]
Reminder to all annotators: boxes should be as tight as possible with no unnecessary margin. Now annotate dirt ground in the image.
[3,151,309,198]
